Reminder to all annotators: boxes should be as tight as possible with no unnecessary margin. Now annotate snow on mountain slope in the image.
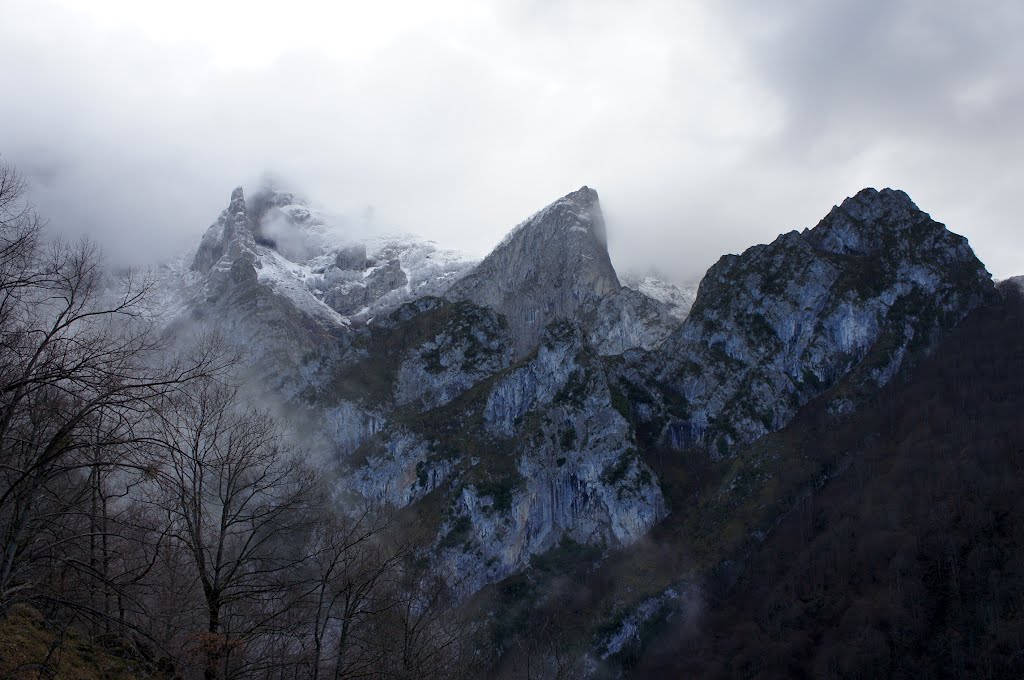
[622,275,698,320]
[154,184,708,373]
[157,186,478,330]
[256,248,353,327]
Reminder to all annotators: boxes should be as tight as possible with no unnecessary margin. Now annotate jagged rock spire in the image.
[191,186,257,273]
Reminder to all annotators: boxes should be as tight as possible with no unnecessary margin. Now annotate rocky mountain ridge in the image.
[155,181,996,674]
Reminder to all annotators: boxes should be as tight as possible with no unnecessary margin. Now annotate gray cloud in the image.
[1,0,1021,281]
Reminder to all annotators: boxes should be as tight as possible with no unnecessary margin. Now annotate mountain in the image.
[154,181,1003,677]
[622,275,698,320]
[616,187,990,458]
[185,183,478,328]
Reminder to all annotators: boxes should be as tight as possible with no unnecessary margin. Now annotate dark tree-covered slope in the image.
[634,282,1024,679]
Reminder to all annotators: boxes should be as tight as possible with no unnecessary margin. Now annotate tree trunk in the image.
[205,593,222,680]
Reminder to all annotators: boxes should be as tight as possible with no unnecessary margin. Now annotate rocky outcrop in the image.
[446,187,620,358]
[343,429,456,508]
[653,187,992,455]
[348,321,667,594]
[334,311,665,594]
[393,302,513,411]
[438,322,665,593]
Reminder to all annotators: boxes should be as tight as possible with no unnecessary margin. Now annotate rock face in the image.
[582,286,684,355]
[446,187,621,358]
[650,187,992,455]
[392,301,513,411]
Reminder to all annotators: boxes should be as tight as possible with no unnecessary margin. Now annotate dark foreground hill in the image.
[633,281,1024,679]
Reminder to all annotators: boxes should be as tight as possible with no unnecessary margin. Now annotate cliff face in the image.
[339,318,665,595]
[446,187,622,358]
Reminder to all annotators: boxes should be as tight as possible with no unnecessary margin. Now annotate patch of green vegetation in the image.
[825,251,889,301]
[601,449,637,486]
[559,424,577,451]
[475,475,519,513]
[802,367,823,390]
[0,605,176,679]
[530,537,603,575]
[329,298,508,406]
[419,345,446,373]
[637,465,652,488]
[553,366,594,407]
[440,514,473,549]
[741,312,782,352]
[486,573,538,647]
[609,382,631,421]
[704,341,744,373]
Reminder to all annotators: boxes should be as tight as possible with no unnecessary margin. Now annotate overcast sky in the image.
[2,0,1022,281]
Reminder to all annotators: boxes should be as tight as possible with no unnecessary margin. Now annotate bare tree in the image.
[146,380,316,680]
[299,506,409,680]
[346,529,485,680]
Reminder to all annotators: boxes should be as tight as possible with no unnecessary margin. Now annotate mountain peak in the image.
[446,186,619,357]
[839,187,920,223]
[564,185,598,205]
[807,187,936,257]
[661,187,991,455]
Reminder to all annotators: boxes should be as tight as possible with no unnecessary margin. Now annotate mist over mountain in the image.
[3,1,1024,282]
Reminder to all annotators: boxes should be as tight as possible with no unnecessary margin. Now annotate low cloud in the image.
[1,0,1021,280]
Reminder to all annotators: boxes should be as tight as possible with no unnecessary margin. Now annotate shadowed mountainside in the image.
[632,280,1024,679]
